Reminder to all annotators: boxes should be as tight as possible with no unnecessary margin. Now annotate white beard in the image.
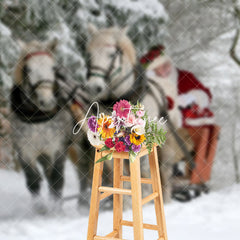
[145,65,182,128]
[145,65,178,86]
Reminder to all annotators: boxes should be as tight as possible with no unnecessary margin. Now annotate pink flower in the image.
[136,110,144,117]
[113,100,131,118]
[125,113,136,127]
[135,118,145,126]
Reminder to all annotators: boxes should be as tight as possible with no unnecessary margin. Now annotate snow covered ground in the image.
[0,162,239,240]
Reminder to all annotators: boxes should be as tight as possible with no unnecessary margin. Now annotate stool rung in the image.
[142,192,159,205]
[105,230,117,237]
[99,192,112,201]
[99,186,132,195]
[121,220,159,231]
[120,176,152,184]
[94,236,126,240]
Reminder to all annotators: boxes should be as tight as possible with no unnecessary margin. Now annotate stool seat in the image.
[87,145,168,240]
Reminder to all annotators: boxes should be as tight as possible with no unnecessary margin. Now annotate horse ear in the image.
[17,40,26,49]
[47,38,58,52]
[88,23,98,36]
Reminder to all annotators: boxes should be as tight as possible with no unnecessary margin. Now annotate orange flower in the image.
[98,116,115,139]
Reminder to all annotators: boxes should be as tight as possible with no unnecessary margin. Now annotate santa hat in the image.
[140,45,171,70]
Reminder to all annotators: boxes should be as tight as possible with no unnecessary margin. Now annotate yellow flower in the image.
[129,132,146,145]
[97,116,115,139]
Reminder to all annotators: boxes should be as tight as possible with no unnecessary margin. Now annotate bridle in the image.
[22,51,58,94]
[11,51,64,123]
[87,45,135,95]
[87,46,123,82]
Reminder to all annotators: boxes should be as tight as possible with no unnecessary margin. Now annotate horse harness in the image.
[12,49,194,168]
[11,86,60,124]
[87,45,147,105]
[87,46,124,82]
[11,51,88,124]
[147,78,195,169]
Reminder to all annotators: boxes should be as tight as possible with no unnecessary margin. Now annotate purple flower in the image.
[124,145,130,152]
[88,116,98,132]
[125,135,131,146]
[131,144,141,153]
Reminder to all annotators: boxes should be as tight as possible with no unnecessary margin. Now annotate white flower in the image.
[116,131,125,137]
[131,125,145,135]
[112,111,117,118]
[108,122,115,128]
[87,129,103,146]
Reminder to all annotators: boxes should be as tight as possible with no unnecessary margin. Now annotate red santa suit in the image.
[176,69,220,185]
[177,70,215,127]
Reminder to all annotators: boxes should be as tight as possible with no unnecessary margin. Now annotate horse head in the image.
[14,39,58,112]
[86,24,136,101]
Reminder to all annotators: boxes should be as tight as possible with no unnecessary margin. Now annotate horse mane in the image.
[14,41,53,85]
[87,27,137,65]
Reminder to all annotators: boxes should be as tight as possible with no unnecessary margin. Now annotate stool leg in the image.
[149,147,168,240]
[87,150,104,240]
[113,158,123,238]
[130,156,144,240]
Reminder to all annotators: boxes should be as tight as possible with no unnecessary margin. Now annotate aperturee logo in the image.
[73,100,167,163]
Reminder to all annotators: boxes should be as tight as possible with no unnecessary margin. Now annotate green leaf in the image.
[99,145,110,152]
[129,151,138,163]
[96,152,113,163]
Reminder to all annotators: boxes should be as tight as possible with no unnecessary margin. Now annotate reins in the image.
[54,66,91,109]
[147,78,195,169]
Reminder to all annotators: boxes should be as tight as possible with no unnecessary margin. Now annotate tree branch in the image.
[230,29,240,66]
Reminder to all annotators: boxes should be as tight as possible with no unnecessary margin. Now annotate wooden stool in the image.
[87,145,168,240]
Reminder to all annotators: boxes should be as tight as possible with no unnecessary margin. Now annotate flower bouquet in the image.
[87,100,166,163]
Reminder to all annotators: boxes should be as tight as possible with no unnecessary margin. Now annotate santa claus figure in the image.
[140,45,220,194]
[177,68,220,192]
[140,45,182,128]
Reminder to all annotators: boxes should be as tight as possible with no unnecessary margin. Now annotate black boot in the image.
[172,187,192,202]
[200,183,210,194]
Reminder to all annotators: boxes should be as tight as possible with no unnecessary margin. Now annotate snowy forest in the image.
[0,0,240,240]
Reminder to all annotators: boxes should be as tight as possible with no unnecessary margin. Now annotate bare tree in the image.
[229,0,240,183]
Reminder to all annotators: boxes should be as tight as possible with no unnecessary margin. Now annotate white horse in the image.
[11,40,88,212]
[86,24,191,203]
